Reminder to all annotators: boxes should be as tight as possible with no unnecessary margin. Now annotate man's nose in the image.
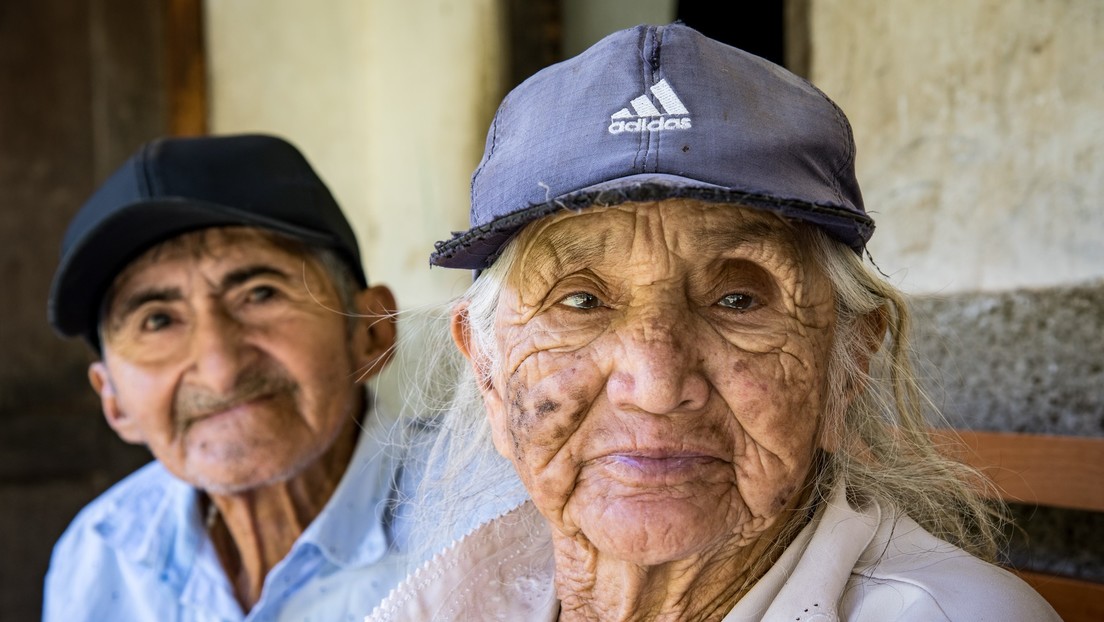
[187,310,251,394]
[606,308,710,416]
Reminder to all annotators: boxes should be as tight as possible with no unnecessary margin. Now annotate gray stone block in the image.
[910,279,1104,436]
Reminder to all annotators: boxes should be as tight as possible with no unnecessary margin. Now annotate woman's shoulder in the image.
[842,512,1060,621]
[367,502,558,621]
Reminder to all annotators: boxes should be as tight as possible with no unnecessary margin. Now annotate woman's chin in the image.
[569,494,741,566]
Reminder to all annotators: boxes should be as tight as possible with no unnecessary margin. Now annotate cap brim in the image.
[430,173,874,269]
[48,198,337,347]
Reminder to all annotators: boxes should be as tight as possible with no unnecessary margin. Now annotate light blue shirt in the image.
[43,415,409,622]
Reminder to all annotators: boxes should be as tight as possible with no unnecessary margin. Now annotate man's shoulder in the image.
[43,461,189,622]
[58,460,177,541]
[49,461,184,566]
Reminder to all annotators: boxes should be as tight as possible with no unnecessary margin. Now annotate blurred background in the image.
[1,0,1101,618]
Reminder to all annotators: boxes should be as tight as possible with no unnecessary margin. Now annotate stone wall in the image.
[808,0,1104,586]
[910,280,1104,581]
[912,281,1104,436]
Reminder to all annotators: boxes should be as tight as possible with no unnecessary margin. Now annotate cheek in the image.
[502,351,598,462]
[267,324,358,405]
[110,365,178,429]
[716,334,832,467]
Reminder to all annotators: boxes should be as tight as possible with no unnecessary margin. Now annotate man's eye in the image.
[140,312,173,332]
[559,292,603,310]
[717,293,757,311]
[246,285,276,303]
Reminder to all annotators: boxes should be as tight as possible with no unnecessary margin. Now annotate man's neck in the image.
[206,417,361,612]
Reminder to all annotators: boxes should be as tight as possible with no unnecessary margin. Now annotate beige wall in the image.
[808,0,1103,293]
[205,0,506,309]
[206,1,1104,297]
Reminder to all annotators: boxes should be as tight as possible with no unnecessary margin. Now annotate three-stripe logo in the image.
[608,79,692,135]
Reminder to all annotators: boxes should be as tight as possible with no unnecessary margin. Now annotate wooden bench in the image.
[936,429,1104,621]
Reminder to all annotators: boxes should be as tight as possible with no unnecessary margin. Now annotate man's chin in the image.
[189,463,300,496]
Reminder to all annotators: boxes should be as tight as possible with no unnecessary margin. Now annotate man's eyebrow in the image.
[217,265,292,294]
[112,287,183,326]
[106,265,293,328]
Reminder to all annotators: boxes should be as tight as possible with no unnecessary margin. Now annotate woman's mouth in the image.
[598,453,725,485]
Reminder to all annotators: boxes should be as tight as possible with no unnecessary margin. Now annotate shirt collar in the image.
[92,409,401,579]
[295,411,399,568]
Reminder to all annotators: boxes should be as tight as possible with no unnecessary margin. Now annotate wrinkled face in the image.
[473,200,839,565]
[91,227,389,494]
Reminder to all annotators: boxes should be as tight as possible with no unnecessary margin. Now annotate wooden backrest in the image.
[935,429,1104,621]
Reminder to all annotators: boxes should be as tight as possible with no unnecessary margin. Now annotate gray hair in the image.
[401,213,1003,568]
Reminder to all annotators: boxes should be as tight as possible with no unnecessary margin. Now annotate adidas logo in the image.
[608,78,692,135]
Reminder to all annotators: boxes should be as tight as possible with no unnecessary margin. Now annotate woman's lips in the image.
[597,453,725,485]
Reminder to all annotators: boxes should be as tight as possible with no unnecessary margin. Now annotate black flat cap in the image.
[48,134,366,351]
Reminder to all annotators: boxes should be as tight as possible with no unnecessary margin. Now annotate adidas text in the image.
[608,117,692,135]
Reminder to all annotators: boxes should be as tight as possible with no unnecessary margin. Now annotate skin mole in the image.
[535,399,561,417]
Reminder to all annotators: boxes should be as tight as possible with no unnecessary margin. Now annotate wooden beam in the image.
[934,429,1104,512]
[165,0,207,136]
[1016,570,1104,622]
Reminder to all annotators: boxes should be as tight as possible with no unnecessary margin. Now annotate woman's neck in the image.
[550,496,814,622]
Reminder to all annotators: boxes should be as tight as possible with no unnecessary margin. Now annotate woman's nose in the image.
[606,309,710,415]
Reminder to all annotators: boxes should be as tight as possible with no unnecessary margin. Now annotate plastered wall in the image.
[205,0,507,310]
[808,0,1103,293]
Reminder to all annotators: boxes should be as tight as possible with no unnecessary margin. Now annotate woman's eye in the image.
[140,312,173,332]
[246,285,276,304]
[559,292,603,310]
[717,292,757,311]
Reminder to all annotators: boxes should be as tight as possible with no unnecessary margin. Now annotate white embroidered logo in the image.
[608,78,692,135]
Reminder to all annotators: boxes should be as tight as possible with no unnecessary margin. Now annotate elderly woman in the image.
[372,24,1059,621]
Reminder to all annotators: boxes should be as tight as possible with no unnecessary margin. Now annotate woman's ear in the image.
[89,361,144,445]
[819,305,889,454]
[451,301,512,459]
[351,285,398,383]
[856,304,889,375]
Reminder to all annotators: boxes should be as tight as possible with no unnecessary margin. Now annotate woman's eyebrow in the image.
[695,220,783,256]
[530,228,614,273]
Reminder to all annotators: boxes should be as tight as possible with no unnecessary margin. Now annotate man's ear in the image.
[350,285,399,382]
[451,301,512,459]
[88,362,144,444]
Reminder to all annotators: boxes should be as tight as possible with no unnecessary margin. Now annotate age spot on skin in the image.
[774,484,797,511]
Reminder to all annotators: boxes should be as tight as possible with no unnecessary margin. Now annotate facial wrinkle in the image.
[489,199,838,598]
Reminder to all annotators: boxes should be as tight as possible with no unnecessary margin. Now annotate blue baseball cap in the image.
[48,134,366,351]
[431,23,873,270]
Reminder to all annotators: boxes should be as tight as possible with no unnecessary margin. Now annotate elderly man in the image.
[43,134,403,621]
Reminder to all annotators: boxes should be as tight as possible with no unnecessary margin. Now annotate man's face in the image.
[90,227,394,494]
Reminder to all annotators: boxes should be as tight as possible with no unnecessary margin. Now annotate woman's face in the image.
[466,199,839,566]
